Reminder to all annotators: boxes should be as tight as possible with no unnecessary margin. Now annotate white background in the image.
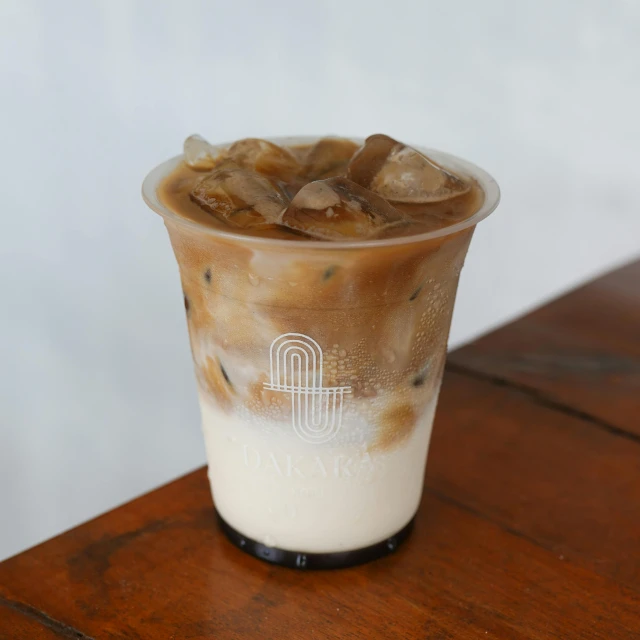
[1,0,639,560]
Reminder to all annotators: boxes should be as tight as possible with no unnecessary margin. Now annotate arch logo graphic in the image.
[263,333,351,444]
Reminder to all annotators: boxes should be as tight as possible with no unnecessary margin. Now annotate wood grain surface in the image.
[2,259,639,639]
[449,260,640,439]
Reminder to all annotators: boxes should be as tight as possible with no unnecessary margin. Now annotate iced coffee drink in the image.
[142,135,499,568]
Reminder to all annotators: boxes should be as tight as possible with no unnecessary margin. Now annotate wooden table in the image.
[2,260,639,639]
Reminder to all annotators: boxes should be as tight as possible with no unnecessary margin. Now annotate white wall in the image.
[1,0,639,560]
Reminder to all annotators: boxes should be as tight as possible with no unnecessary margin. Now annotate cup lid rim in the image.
[141,136,501,250]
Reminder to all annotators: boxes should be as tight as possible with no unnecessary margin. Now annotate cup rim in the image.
[141,136,501,250]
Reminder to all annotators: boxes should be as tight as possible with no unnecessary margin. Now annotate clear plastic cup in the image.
[142,137,500,569]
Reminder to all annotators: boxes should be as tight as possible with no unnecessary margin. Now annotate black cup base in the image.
[217,511,415,570]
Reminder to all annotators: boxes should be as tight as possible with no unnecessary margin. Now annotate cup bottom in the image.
[217,511,415,570]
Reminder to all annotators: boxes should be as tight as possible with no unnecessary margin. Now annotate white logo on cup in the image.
[264,333,351,444]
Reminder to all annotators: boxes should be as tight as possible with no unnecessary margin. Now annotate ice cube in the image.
[302,137,360,180]
[226,138,302,182]
[183,134,221,170]
[348,134,470,203]
[190,163,289,230]
[281,177,408,240]
[347,134,398,187]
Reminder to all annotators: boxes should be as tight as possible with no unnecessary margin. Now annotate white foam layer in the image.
[199,393,436,553]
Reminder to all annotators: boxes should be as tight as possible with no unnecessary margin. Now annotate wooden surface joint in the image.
[446,361,640,445]
[0,596,94,640]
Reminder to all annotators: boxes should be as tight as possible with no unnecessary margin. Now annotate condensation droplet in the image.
[382,347,396,363]
[248,273,260,286]
[338,349,347,358]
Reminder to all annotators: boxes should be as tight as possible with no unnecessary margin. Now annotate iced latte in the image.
[142,135,499,568]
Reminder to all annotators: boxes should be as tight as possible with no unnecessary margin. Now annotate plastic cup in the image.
[142,137,500,569]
